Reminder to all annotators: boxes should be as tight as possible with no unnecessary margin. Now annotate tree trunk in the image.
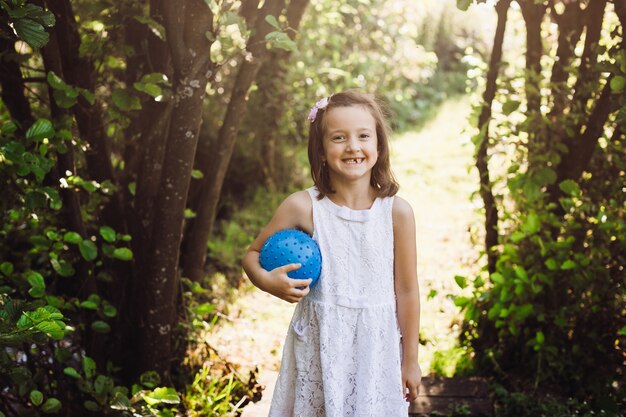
[0,30,34,131]
[548,1,583,117]
[476,0,512,274]
[130,0,214,380]
[255,0,310,190]
[181,0,288,283]
[519,0,546,118]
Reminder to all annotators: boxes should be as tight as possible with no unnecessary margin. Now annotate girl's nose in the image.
[346,137,360,151]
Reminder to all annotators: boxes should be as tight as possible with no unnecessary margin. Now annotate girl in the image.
[243,91,421,416]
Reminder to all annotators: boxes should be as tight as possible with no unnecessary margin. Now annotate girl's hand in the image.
[263,263,312,303]
[402,361,422,402]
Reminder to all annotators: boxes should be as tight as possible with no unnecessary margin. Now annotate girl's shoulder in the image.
[274,190,314,234]
[282,190,313,212]
[391,195,415,226]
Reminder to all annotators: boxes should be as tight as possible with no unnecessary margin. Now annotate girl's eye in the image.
[360,134,370,140]
[332,136,345,142]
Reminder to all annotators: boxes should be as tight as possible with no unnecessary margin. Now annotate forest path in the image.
[209,96,482,416]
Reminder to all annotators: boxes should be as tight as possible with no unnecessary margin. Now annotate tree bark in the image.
[570,0,607,122]
[181,0,288,282]
[0,28,34,131]
[548,0,583,116]
[557,77,614,182]
[476,0,512,274]
[253,0,310,189]
[130,0,214,380]
[519,0,546,118]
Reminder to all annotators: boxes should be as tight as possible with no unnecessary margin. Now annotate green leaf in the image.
[112,247,133,261]
[523,181,542,203]
[264,15,281,30]
[454,275,467,289]
[453,296,470,307]
[456,0,472,11]
[143,387,180,406]
[514,266,528,282]
[47,71,71,91]
[30,390,44,406]
[559,179,581,196]
[27,271,45,290]
[63,231,82,244]
[265,31,296,52]
[536,331,545,345]
[99,226,117,243]
[79,300,98,310]
[94,375,113,395]
[133,82,162,97]
[112,89,141,111]
[109,391,131,410]
[521,212,541,235]
[140,72,170,85]
[195,303,214,316]
[41,398,62,413]
[35,320,65,339]
[191,169,204,179]
[0,262,14,276]
[619,326,626,336]
[535,167,557,185]
[83,356,96,379]
[133,16,166,40]
[79,239,98,261]
[63,367,82,379]
[128,182,136,196]
[502,100,521,115]
[91,320,111,333]
[491,272,505,284]
[26,119,54,142]
[13,18,49,49]
[103,304,117,318]
[545,258,558,271]
[79,88,96,105]
[84,401,99,411]
[50,258,75,277]
[560,260,576,270]
[610,75,625,92]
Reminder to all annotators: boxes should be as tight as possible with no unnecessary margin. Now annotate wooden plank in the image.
[408,376,493,416]
[409,396,493,416]
[416,376,489,397]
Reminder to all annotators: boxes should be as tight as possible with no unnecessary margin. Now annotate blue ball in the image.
[259,229,322,286]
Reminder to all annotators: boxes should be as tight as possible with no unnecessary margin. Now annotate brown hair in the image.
[307,90,399,199]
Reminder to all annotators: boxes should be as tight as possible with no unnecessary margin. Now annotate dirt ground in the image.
[207,97,483,416]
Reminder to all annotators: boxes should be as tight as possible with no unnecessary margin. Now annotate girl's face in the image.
[322,105,378,185]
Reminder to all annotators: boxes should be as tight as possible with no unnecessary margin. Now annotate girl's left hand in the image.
[402,361,422,402]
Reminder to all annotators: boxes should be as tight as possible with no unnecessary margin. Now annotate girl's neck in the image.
[327,181,378,210]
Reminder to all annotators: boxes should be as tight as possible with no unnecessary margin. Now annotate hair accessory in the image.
[307,96,331,123]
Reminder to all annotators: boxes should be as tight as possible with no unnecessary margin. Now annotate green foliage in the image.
[0,0,55,49]
[184,366,249,416]
[492,384,617,417]
[456,7,625,411]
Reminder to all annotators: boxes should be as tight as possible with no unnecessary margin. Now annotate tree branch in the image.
[181,0,289,282]
[476,0,512,274]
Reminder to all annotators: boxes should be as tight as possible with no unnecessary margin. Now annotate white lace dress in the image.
[268,187,408,417]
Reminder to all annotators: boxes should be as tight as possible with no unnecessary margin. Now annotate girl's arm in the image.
[243,191,314,303]
[393,196,422,402]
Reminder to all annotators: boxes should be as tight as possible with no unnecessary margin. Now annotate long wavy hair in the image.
[307,91,399,199]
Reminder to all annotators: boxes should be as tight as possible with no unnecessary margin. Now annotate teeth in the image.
[345,158,363,164]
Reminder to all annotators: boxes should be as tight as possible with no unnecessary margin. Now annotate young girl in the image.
[243,91,421,416]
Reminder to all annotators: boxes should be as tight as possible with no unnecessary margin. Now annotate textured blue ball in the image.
[259,229,322,285]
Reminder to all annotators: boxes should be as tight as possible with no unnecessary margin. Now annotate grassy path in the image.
[209,96,482,416]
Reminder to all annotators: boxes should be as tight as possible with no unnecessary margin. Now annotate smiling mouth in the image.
[343,158,365,164]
